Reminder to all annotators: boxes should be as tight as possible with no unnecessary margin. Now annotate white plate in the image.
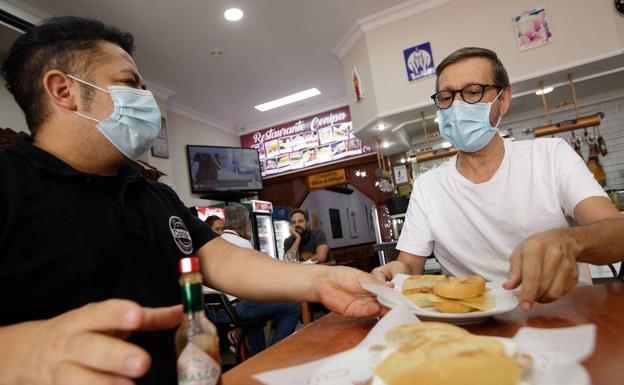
[364,274,519,325]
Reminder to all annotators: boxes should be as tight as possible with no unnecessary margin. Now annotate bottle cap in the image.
[179,256,200,273]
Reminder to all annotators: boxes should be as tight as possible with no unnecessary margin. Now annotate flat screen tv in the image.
[187,145,263,193]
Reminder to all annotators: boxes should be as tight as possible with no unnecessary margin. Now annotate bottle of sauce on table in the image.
[175,256,221,385]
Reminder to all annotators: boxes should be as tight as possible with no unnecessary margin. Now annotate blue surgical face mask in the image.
[437,90,503,153]
[68,74,161,159]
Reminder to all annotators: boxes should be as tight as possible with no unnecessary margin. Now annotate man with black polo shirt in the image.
[284,209,332,263]
[0,17,383,385]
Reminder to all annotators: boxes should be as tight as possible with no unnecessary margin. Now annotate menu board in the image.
[241,106,371,177]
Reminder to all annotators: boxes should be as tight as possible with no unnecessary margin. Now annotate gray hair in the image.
[435,47,510,91]
[224,203,249,231]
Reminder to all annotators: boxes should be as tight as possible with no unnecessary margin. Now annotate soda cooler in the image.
[243,200,278,259]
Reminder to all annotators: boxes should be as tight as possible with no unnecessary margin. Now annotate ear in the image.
[498,86,512,116]
[42,70,79,112]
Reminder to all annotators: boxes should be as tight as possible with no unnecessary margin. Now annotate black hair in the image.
[1,16,135,135]
[435,47,510,91]
[290,209,308,221]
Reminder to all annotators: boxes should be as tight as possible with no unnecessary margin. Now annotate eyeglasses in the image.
[431,83,501,109]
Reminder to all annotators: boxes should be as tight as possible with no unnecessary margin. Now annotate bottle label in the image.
[177,342,221,385]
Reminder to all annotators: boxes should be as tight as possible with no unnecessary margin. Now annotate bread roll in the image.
[384,322,467,348]
[377,323,520,385]
[433,275,486,299]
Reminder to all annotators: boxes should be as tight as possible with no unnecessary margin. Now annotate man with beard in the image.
[284,210,331,263]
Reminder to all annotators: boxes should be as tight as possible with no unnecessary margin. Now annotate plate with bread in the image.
[372,322,534,385]
[369,273,519,324]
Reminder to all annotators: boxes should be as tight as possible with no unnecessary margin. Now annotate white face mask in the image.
[68,74,161,159]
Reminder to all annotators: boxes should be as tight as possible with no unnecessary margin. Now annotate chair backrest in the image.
[204,292,244,325]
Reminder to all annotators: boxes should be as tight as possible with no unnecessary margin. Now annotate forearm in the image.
[569,217,624,265]
[199,237,324,303]
[0,322,34,385]
[285,238,301,255]
[397,251,427,274]
[313,245,329,262]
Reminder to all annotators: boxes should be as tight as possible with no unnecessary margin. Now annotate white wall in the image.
[342,0,624,127]
[166,110,241,207]
[500,93,624,190]
[340,35,379,132]
[299,185,375,248]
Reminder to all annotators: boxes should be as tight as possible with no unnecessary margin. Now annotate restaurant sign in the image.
[240,106,371,177]
[307,169,348,190]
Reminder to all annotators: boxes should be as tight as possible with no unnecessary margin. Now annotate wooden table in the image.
[223,282,624,385]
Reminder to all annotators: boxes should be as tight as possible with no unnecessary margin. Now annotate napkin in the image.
[254,305,594,385]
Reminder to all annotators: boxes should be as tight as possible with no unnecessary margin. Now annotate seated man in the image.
[205,214,225,235]
[373,47,624,310]
[284,209,331,262]
[205,204,301,356]
[0,17,382,385]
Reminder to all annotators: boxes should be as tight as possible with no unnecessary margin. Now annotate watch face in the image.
[617,0,624,14]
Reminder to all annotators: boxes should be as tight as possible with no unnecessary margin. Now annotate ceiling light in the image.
[434,117,439,123]
[224,8,244,21]
[382,142,390,149]
[377,123,386,131]
[535,87,554,95]
[400,158,406,163]
[255,88,321,112]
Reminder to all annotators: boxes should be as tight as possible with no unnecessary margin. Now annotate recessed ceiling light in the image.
[377,123,386,131]
[535,86,554,95]
[255,88,321,112]
[382,142,390,149]
[400,158,406,163]
[224,8,244,21]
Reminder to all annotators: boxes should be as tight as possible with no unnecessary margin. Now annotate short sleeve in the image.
[157,183,218,252]
[283,236,293,251]
[554,139,608,219]
[314,230,328,247]
[396,178,434,256]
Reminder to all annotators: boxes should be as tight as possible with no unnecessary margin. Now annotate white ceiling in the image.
[8,0,409,133]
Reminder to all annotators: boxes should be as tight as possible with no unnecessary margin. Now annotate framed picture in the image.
[513,6,553,51]
[328,208,343,239]
[403,42,435,82]
[393,164,409,185]
[151,117,169,158]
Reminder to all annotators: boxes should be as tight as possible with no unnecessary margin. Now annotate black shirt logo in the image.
[169,216,193,255]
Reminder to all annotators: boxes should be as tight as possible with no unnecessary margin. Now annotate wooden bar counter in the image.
[223,282,624,385]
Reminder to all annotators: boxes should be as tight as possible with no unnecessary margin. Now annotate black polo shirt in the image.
[0,133,217,385]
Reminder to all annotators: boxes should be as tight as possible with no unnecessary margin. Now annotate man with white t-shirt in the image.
[372,47,624,311]
[204,203,301,355]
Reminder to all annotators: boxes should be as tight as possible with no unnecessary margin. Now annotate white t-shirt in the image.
[203,230,254,301]
[397,138,607,282]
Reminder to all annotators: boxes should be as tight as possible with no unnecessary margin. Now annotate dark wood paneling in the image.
[260,156,394,206]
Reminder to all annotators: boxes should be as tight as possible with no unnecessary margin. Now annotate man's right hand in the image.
[371,260,408,282]
[0,299,182,385]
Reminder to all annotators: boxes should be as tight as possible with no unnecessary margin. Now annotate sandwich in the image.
[428,275,493,313]
[376,322,522,385]
[401,275,494,313]
[401,275,446,308]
